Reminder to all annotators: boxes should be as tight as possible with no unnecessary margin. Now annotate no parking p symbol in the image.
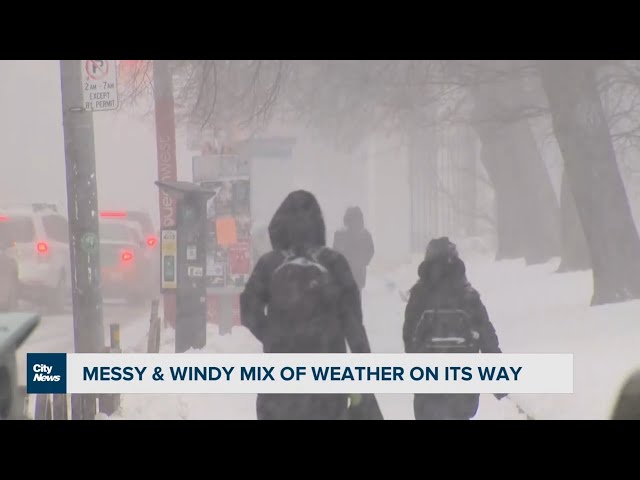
[85,60,108,80]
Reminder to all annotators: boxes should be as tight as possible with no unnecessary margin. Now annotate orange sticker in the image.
[216,216,238,247]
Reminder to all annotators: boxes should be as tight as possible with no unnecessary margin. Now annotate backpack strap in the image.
[273,247,329,275]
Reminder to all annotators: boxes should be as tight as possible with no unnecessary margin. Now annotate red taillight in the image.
[101,211,127,218]
[0,215,8,221]
[146,236,157,247]
[121,250,134,262]
[37,242,48,253]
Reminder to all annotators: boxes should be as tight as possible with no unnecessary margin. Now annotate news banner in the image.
[26,353,574,395]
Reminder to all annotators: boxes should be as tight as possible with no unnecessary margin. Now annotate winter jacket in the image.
[240,191,372,420]
[403,256,500,355]
[403,254,502,420]
[241,191,371,355]
[333,207,375,290]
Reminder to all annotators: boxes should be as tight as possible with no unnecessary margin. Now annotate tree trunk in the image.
[557,169,591,272]
[509,119,561,264]
[471,81,561,264]
[539,60,640,305]
[473,120,527,260]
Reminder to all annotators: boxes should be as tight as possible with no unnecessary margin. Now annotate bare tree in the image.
[117,60,155,115]
[116,60,640,306]
[170,60,289,140]
[116,60,290,144]
[463,61,560,264]
[557,168,591,272]
[539,60,640,305]
[279,60,561,264]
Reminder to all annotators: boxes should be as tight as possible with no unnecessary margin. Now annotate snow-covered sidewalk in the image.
[105,323,261,420]
[102,252,640,420]
[468,257,640,420]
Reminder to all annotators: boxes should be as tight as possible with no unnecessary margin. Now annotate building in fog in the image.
[229,122,493,269]
[186,112,501,270]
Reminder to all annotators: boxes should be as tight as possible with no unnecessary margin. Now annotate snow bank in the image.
[338,253,640,420]
[102,323,261,420]
[108,248,639,420]
[109,256,527,420]
[121,320,261,355]
[472,258,640,420]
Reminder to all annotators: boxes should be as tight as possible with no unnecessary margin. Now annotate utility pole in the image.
[60,60,105,420]
[153,60,178,330]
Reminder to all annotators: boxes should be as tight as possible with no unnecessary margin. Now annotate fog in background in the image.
[5,59,640,420]
[0,60,189,224]
[5,59,640,293]
[0,61,402,259]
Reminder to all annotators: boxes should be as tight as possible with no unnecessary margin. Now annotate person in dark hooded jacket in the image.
[333,206,375,291]
[240,190,372,420]
[403,237,505,420]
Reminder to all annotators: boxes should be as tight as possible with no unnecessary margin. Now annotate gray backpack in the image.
[269,247,333,321]
[412,307,480,354]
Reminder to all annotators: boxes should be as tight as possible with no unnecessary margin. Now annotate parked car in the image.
[100,210,160,296]
[0,204,70,313]
[99,213,156,305]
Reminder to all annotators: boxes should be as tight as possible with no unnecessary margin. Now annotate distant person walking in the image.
[240,190,373,420]
[333,206,374,292]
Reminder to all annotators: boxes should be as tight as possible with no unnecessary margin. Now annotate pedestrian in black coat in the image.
[403,237,505,420]
[240,190,372,420]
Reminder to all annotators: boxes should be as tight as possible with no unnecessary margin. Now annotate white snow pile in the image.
[101,248,640,420]
[99,322,261,420]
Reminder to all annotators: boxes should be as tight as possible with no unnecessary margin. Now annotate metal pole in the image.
[153,60,178,331]
[59,60,105,420]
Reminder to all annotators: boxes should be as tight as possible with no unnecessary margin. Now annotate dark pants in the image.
[257,393,348,420]
[413,394,480,420]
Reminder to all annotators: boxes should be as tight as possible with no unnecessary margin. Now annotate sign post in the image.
[153,60,178,330]
[81,60,119,112]
[60,60,107,420]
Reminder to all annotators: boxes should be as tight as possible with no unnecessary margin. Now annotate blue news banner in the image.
[26,353,574,395]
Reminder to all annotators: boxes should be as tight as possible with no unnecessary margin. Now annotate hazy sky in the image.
[0,60,193,226]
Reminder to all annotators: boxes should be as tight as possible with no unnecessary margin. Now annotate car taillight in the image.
[0,215,8,221]
[121,250,134,262]
[37,242,48,253]
[101,211,127,218]
[146,236,157,247]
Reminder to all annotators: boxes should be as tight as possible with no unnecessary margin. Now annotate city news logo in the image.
[26,353,67,394]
